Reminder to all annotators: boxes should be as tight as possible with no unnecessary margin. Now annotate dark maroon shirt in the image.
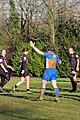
[70,53,79,71]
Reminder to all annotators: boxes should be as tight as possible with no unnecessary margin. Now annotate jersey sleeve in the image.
[22,55,27,70]
[44,52,48,57]
[19,55,22,63]
[56,56,61,62]
[44,52,61,62]
[44,52,51,58]
[76,55,79,59]
[0,56,3,64]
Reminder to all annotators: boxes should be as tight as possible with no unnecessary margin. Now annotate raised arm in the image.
[30,41,44,56]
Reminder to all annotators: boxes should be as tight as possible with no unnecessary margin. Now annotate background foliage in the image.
[0,0,80,77]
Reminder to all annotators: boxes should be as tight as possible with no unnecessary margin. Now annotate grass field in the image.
[0,77,80,120]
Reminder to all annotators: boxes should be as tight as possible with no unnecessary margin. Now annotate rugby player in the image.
[12,48,31,93]
[0,49,14,92]
[30,41,61,102]
[69,46,79,92]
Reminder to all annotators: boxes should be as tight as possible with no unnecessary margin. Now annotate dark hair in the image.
[22,48,28,53]
[46,44,53,51]
[70,45,75,51]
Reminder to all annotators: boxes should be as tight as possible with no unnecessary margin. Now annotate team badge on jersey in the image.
[53,54,56,58]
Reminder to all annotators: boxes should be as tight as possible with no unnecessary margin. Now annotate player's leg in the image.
[39,69,48,101]
[70,72,77,92]
[25,76,30,90]
[39,80,47,101]
[1,72,10,88]
[50,69,59,102]
[12,77,25,92]
[0,76,8,87]
[24,70,31,93]
[0,67,9,80]
[0,69,10,92]
[73,73,77,92]
[51,80,59,102]
[25,75,31,93]
[0,76,5,92]
[0,76,5,86]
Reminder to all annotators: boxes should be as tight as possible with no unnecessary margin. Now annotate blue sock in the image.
[42,88,46,98]
[54,88,59,98]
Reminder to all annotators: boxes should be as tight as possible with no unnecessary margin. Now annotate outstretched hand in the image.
[30,41,44,55]
[30,41,35,47]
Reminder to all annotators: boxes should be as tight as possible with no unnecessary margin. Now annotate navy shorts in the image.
[42,68,57,81]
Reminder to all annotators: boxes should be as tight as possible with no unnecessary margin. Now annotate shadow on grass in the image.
[0,87,80,102]
[0,87,40,101]
[0,106,37,120]
[3,87,40,93]
[44,87,80,102]
[59,88,70,92]
[60,94,80,101]
[0,93,30,100]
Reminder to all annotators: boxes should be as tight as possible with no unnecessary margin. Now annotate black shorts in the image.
[71,68,77,72]
[19,69,29,77]
[0,67,10,80]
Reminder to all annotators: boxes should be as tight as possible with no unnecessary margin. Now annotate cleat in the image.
[69,89,77,92]
[53,98,60,102]
[26,90,32,93]
[36,97,43,101]
[12,86,15,92]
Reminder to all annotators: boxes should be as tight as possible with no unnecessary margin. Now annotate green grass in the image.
[0,77,80,120]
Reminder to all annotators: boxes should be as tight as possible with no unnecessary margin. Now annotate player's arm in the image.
[0,63,8,72]
[0,57,8,72]
[76,58,79,71]
[56,56,62,64]
[21,55,27,74]
[30,41,44,56]
[4,59,14,71]
[58,60,62,64]
[7,65,14,71]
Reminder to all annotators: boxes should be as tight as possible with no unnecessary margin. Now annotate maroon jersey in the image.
[70,53,79,71]
[0,55,8,68]
[19,54,28,71]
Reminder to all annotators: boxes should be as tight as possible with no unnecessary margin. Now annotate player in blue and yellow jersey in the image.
[30,41,61,102]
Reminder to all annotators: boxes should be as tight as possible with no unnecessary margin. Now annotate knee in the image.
[21,79,24,83]
[70,73,75,79]
[53,84,58,89]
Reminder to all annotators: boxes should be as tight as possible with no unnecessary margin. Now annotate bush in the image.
[12,39,45,77]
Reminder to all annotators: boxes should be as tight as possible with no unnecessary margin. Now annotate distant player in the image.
[30,41,61,102]
[0,49,14,92]
[69,46,79,92]
[12,48,31,93]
